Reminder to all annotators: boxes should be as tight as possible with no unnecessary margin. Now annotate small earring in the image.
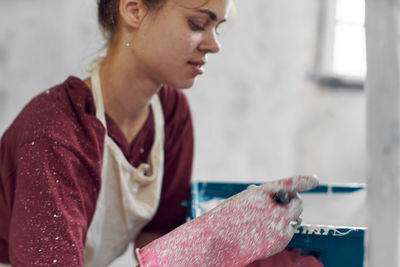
[125,41,132,48]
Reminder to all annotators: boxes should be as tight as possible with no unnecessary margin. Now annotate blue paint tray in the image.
[188,181,367,267]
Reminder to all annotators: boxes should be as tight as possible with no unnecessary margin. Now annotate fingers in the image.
[291,175,319,192]
[287,197,303,219]
[262,175,319,194]
[273,190,290,204]
[289,217,302,228]
[281,197,303,237]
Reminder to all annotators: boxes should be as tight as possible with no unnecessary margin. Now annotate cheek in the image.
[187,37,199,50]
[159,34,200,62]
[179,33,202,52]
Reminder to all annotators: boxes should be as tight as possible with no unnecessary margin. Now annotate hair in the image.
[97,0,232,43]
[97,0,166,42]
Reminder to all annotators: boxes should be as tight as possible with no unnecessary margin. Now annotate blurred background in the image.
[4,0,400,266]
[0,0,366,184]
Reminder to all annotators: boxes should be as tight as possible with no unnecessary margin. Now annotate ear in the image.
[119,0,147,29]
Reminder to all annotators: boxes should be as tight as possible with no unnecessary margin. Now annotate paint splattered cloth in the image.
[136,176,320,267]
[0,77,193,266]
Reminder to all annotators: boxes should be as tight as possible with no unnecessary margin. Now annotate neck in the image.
[88,41,162,143]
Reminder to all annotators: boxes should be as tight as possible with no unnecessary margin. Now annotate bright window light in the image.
[333,0,366,77]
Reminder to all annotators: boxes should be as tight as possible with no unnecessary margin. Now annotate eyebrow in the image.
[196,9,227,23]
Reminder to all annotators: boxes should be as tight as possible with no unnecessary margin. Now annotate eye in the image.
[215,22,227,36]
[189,20,206,31]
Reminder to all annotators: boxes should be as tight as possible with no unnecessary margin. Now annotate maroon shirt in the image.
[0,76,194,266]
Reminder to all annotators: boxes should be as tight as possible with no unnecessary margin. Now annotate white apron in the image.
[0,59,164,267]
[84,58,165,267]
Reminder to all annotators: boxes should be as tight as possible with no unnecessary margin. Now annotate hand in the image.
[245,248,324,267]
[136,175,319,267]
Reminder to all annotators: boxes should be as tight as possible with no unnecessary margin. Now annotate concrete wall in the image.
[188,0,365,183]
[365,0,400,265]
[0,0,365,185]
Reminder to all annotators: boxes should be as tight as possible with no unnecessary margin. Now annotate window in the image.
[313,0,366,87]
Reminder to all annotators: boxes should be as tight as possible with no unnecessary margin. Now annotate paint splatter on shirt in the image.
[0,76,193,266]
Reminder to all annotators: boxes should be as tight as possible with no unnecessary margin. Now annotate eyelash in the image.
[189,20,206,31]
[188,20,222,36]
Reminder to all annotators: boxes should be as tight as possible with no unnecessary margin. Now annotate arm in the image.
[136,176,319,267]
[134,231,163,267]
[8,137,100,266]
[135,232,163,250]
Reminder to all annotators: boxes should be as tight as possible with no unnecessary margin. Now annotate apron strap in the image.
[89,58,107,127]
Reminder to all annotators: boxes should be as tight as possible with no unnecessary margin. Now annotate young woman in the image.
[0,0,320,266]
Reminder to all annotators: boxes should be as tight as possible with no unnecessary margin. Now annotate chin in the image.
[165,78,196,89]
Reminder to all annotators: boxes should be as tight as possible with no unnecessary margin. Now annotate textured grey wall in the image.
[0,0,104,131]
[188,0,365,183]
[365,0,400,265]
[0,0,365,185]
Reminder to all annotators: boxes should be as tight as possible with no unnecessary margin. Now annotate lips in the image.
[188,60,205,67]
[188,59,206,75]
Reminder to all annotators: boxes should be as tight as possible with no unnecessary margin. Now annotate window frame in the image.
[311,0,365,89]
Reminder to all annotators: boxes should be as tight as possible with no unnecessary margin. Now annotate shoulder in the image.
[1,76,105,156]
[158,85,191,123]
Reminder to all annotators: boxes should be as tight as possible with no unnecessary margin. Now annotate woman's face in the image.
[132,0,232,88]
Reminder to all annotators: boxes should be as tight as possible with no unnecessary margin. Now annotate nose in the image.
[198,30,221,54]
